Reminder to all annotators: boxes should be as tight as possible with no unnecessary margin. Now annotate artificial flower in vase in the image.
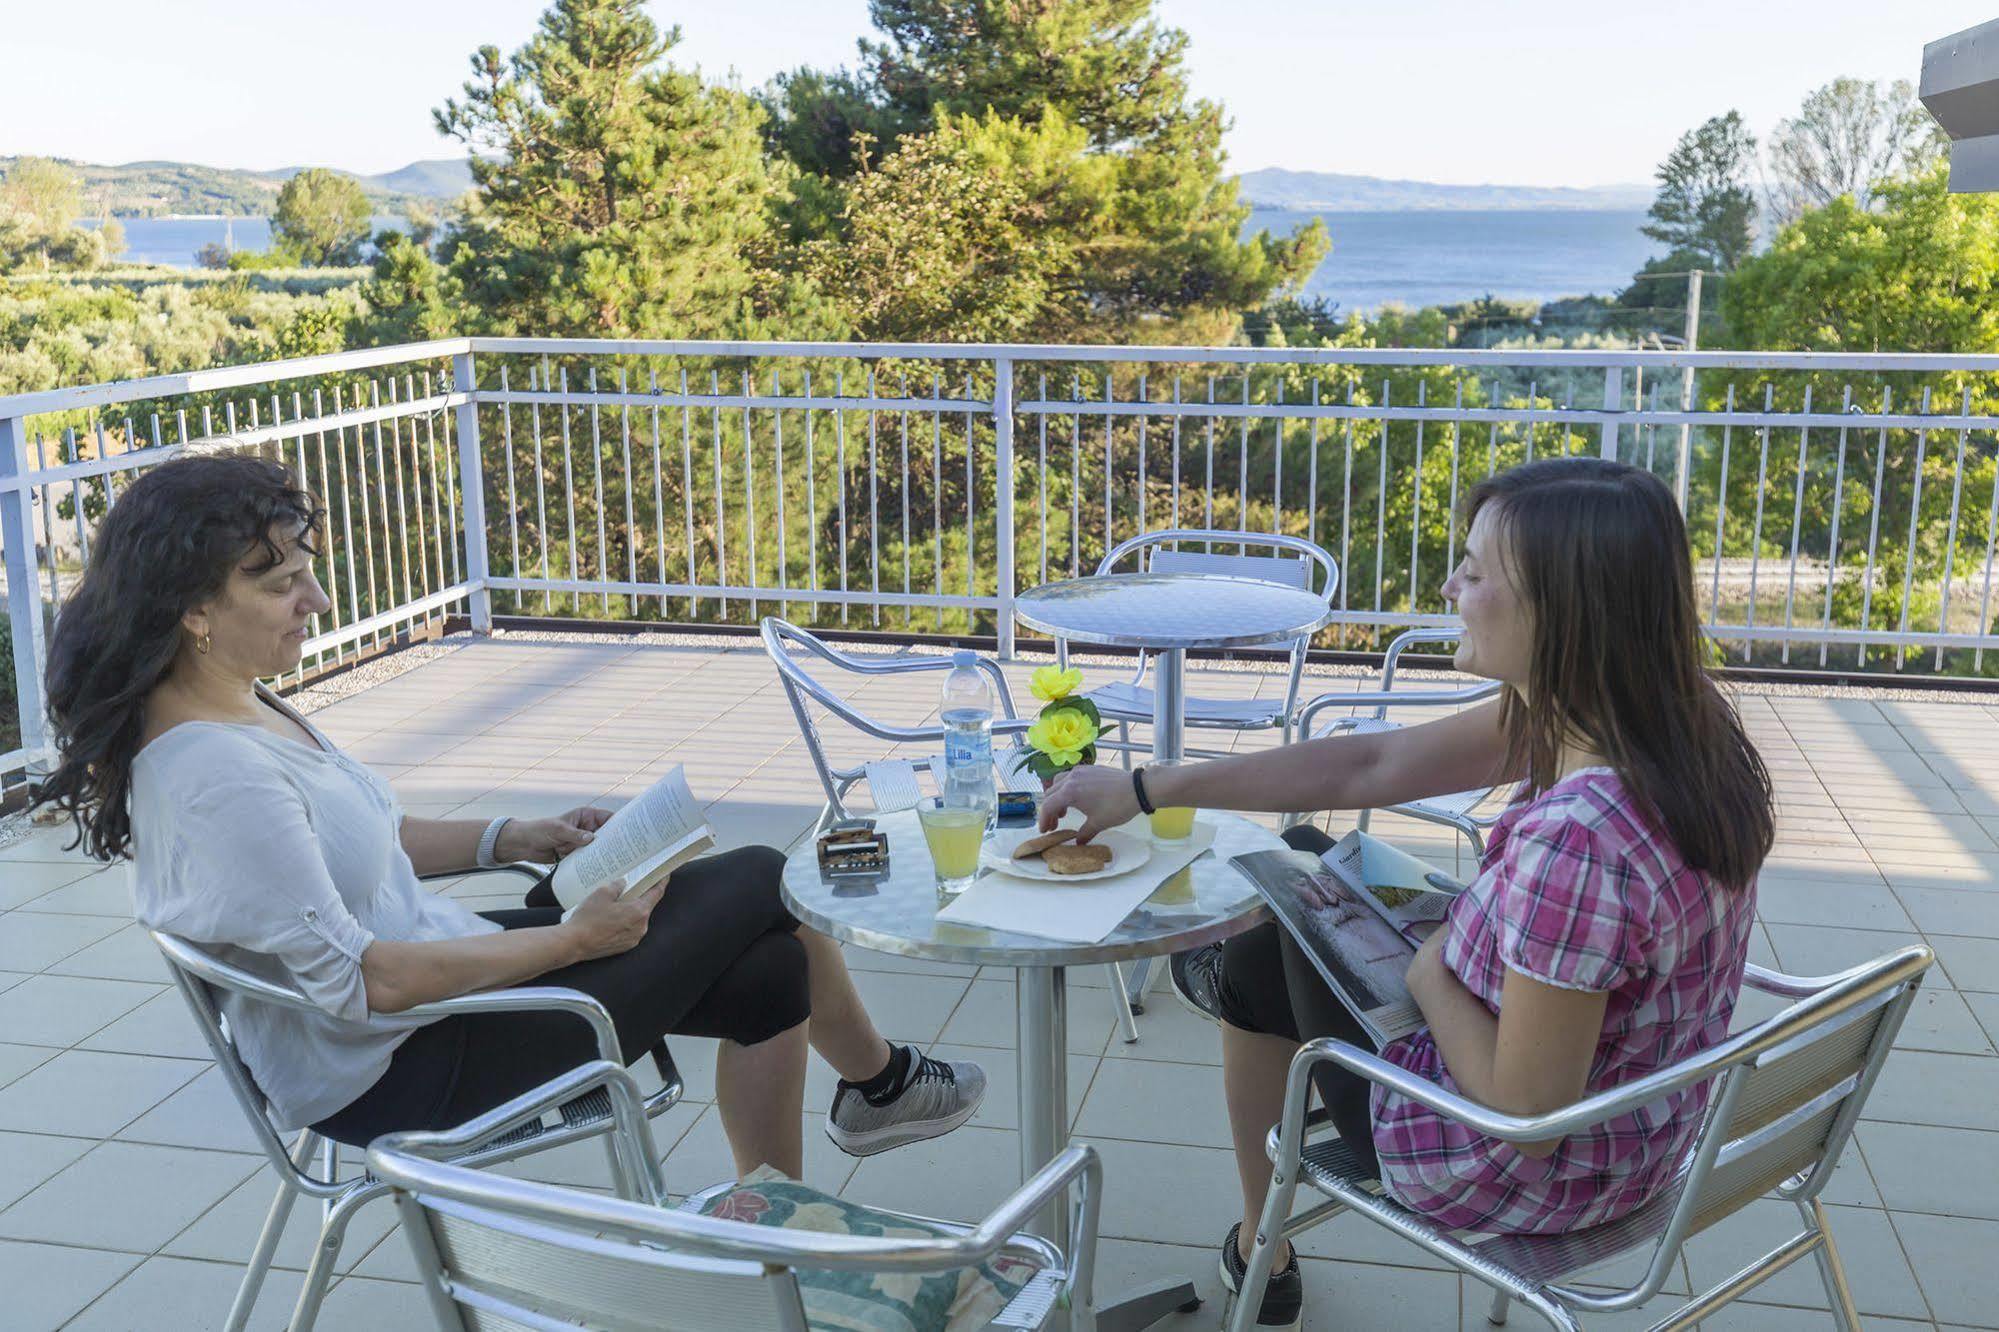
[1022,665,1102,786]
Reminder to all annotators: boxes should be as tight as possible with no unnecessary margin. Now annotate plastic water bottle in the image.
[940,650,996,817]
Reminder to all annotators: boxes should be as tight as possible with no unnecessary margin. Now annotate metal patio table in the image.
[781,808,1284,1332]
[1013,572,1335,763]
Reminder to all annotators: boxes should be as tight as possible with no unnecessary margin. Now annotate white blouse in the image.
[130,689,500,1130]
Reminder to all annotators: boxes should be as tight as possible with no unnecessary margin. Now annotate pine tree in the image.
[434,0,801,337]
[769,0,1325,341]
[1642,112,1759,272]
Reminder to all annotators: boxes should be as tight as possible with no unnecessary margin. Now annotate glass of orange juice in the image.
[1145,759,1196,843]
[917,797,987,895]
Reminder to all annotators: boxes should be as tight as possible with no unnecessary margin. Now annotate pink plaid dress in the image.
[1370,766,1756,1234]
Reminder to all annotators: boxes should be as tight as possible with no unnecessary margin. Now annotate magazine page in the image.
[1229,850,1425,1047]
[1322,831,1456,951]
[550,765,710,907]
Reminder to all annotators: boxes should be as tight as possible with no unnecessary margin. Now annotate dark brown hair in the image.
[33,453,322,861]
[1468,457,1773,891]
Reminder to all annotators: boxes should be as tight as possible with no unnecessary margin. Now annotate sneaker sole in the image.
[824,1089,985,1158]
[1218,1250,1302,1332]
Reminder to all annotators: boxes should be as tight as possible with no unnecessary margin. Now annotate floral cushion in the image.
[696,1166,1043,1332]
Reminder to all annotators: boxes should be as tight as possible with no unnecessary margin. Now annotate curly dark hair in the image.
[33,453,323,861]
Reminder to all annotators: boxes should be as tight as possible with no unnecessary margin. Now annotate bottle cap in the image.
[952,650,977,667]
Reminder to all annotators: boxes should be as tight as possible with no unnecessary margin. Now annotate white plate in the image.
[981,827,1151,882]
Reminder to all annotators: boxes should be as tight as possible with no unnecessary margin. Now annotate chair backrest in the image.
[384,1172,813,1332]
[150,930,336,1187]
[1097,528,1337,603]
[1569,946,1932,1304]
[760,617,1027,821]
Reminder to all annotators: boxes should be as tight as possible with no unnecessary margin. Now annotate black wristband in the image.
[1132,766,1156,815]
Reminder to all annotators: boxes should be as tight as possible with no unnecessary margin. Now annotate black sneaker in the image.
[1169,943,1226,1023]
[1220,1221,1303,1330]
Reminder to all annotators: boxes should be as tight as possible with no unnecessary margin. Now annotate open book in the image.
[1229,830,1461,1047]
[546,765,715,912]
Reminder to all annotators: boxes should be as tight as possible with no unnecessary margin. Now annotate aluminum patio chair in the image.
[151,863,685,1332]
[760,616,1148,1044]
[368,1058,1104,1332]
[1051,529,1339,762]
[1228,945,1935,1332]
[1290,625,1506,856]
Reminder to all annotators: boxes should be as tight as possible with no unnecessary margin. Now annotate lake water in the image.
[102,208,1657,313]
[1248,207,1655,313]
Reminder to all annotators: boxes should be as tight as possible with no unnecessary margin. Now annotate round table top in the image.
[1013,572,1333,651]
[780,810,1282,968]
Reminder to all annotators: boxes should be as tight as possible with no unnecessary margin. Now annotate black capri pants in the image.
[1214,824,1384,1180]
[313,844,807,1147]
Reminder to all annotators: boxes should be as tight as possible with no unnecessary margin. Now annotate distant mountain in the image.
[0,155,473,217]
[1238,168,1651,213]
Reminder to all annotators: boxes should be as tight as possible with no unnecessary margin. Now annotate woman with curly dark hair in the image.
[35,451,983,1170]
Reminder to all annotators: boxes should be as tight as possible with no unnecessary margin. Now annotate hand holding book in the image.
[547,765,716,912]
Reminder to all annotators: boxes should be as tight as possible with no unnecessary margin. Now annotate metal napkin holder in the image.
[817,817,890,877]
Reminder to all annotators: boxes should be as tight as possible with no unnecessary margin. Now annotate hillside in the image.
[0,156,472,217]
[1237,168,1650,212]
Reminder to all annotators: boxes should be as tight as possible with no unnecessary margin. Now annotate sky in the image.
[1,0,1988,187]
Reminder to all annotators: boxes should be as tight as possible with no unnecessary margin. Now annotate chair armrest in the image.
[1297,681,1500,738]
[417,861,545,885]
[374,1059,646,1162]
[400,985,622,1065]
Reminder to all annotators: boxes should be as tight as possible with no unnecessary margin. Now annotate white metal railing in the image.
[5,338,1999,791]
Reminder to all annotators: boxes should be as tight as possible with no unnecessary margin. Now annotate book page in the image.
[1230,850,1424,1046]
[1323,831,1455,951]
[550,765,708,907]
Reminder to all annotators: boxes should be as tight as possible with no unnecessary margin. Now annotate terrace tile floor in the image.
[3,633,1997,1329]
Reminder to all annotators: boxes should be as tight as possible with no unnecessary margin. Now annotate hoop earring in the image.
[195,632,212,656]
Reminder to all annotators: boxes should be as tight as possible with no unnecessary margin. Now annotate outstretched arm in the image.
[1040,699,1517,840]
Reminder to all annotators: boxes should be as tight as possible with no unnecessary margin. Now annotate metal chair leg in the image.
[1487,1288,1511,1325]
[288,1185,371,1332]
[224,1130,316,1332]
[1800,1196,1863,1331]
[1108,964,1140,1044]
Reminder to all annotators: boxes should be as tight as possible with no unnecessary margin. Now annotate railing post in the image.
[1600,365,1622,461]
[0,413,51,779]
[993,355,1017,659]
[452,350,493,634]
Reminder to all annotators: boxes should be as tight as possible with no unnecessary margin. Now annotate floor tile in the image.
[921,1042,1095,1133]
[1931,935,1999,993]
[0,1048,205,1137]
[1074,1055,1233,1149]
[0,911,123,972]
[17,864,132,917]
[78,988,213,1060]
[1682,1199,1929,1319]
[842,1122,1026,1223]
[656,1105,860,1199]
[1853,1120,1999,1219]
[0,973,162,1048]
[1860,1050,1999,1130]
[0,1237,143,1330]
[843,970,975,1045]
[118,1065,269,1153]
[939,976,1118,1057]
[44,921,174,983]
[163,1169,400,1276]
[0,1129,92,1210]
[0,858,101,910]
[0,1139,259,1251]
[311,1274,432,1328]
[0,1040,56,1091]
[1889,1209,1999,1326]
[64,1253,306,1332]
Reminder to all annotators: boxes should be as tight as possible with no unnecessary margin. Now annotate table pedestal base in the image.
[1017,965,1201,1332]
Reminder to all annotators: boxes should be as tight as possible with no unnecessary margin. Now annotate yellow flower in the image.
[1026,708,1098,768]
[1030,665,1084,702]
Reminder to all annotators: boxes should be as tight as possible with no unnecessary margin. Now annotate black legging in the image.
[1212,824,1383,1179]
[312,844,807,1147]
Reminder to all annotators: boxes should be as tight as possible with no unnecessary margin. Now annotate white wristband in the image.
[476,817,512,869]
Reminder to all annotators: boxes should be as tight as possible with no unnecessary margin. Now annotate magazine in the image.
[546,765,714,912]
[1229,831,1459,1046]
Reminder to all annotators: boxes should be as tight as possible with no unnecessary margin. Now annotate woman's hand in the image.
[560,878,665,962]
[496,805,614,865]
[1038,765,1141,842]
